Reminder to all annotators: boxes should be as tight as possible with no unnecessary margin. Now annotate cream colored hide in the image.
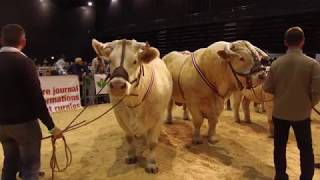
[233,85,274,137]
[163,40,268,144]
[92,39,173,173]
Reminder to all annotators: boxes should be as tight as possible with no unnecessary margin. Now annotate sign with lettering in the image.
[94,74,109,95]
[39,75,82,113]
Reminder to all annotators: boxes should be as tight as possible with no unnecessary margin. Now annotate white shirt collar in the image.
[0,46,27,57]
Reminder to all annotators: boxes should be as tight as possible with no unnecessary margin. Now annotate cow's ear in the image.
[217,50,231,60]
[138,47,160,63]
[217,43,239,61]
[92,39,113,58]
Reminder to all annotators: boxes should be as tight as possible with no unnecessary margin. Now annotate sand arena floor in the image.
[1,103,320,180]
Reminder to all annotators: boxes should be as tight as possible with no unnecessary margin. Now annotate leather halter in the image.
[107,39,153,108]
[109,40,143,87]
[228,43,265,90]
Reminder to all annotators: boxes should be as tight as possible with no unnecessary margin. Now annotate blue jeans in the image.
[0,120,42,180]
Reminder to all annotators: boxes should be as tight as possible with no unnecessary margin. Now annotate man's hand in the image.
[50,127,64,139]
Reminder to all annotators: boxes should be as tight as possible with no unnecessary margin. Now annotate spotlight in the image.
[51,56,54,60]
[88,1,93,6]
[112,0,117,3]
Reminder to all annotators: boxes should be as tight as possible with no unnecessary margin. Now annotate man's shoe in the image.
[315,163,320,169]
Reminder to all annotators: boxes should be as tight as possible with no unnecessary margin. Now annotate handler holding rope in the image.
[0,24,63,180]
[263,27,320,180]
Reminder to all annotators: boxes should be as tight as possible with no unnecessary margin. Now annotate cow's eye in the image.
[133,60,137,64]
[239,57,245,62]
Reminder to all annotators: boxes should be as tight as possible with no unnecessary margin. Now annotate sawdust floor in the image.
[1,104,320,180]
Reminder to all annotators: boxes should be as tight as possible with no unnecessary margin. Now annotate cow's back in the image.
[163,52,189,103]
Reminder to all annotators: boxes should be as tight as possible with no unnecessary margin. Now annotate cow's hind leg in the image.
[125,135,137,164]
[145,120,161,174]
[166,99,174,124]
[188,106,204,144]
[182,104,190,120]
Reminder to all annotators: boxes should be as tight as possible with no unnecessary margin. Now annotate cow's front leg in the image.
[254,102,260,113]
[125,135,137,164]
[188,106,204,144]
[166,99,174,124]
[232,92,243,123]
[145,121,161,174]
[242,97,252,123]
[182,104,190,120]
[268,119,274,138]
[261,103,266,113]
[208,117,219,144]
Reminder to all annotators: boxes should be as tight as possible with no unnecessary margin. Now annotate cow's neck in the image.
[197,49,240,97]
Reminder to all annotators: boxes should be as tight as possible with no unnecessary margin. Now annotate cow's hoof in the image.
[183,116,190,121]
[244,121,252,124]
[145,163,159,174]
[208,137,219,145]
[125,156,138,164]
[192,139,203,145]
[268,134,274,139]
[166,121,173,125]
[235,120,241,124]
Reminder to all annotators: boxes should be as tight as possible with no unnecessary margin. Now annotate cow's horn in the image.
[136,42,147,49]
[254,46,269,59]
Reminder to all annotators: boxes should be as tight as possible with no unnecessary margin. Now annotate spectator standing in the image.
[69,57,89,80]
[54,55,68,75]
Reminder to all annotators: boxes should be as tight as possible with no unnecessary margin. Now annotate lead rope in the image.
[41,74,125,180]
[249,86,274,103]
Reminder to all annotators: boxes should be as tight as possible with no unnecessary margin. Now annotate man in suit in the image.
[0,24,63,180]
[263,27,320,180]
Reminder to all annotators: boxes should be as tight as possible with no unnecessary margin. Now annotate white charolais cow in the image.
[164,40,268,144]
[233,84,274,137]
[92,39,173,173]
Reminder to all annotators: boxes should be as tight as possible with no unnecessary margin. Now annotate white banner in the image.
[94,74,109,95]
[39,75,82,113]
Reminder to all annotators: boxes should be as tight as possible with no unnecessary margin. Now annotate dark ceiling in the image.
[52,0,93,8]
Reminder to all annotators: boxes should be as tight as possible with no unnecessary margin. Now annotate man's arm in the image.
[263,65,275,94]
[22,58,55,130]
[310,61,320,106]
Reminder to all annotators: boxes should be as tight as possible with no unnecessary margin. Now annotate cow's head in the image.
[92,39,159,97]
[217,40,268,89]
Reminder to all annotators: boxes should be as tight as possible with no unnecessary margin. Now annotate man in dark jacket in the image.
[0,24,63,180]
[263,27,320,180]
